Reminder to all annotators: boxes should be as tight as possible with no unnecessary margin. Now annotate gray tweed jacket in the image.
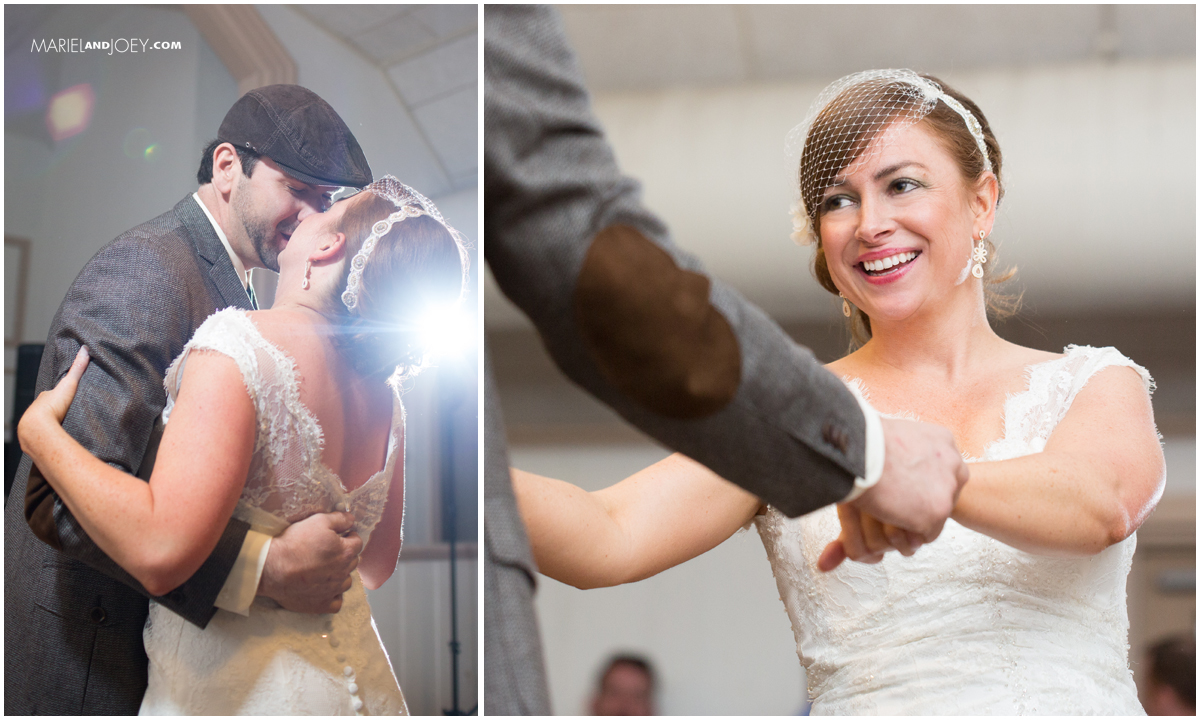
[484,6,868,715]
[4,194,254,714]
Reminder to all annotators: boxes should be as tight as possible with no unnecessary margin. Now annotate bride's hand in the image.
[17,346,90,455]
[818,504,924,572]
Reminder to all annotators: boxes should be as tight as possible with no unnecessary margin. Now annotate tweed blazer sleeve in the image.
[484,6,865,517]
[23,199,250,628]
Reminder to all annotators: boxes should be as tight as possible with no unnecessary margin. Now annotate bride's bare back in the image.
[249,308,393,493]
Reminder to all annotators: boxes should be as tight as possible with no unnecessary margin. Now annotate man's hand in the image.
[258,511,363,614]
[818,418,968,572]
[854,417,968,539]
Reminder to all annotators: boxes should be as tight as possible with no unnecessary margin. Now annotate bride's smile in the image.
[817,121,995,326]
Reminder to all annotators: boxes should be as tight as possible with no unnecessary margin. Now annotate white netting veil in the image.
[784,69,993,246]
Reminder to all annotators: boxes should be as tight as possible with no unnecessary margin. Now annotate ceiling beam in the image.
[183,5,296,95]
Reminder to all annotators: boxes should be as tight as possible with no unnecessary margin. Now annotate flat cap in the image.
[218,84,372,188]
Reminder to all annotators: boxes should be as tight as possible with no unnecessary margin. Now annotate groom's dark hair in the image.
[196,139,260,184]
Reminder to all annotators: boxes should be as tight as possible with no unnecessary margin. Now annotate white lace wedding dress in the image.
[755,345,1152,715]
[138,309,408,715]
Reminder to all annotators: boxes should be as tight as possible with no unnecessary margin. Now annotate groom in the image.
[5,85,373,714]
[485,6,968,714]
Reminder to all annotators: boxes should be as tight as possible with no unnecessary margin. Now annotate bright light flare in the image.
[46,84,95,142]
[417,305,474,360]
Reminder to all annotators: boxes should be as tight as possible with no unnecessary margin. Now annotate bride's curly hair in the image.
[328,191,469,381]
[805,74,1020,348]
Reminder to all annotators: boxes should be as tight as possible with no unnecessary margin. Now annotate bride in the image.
[510,70,1163,714]
[18,176,468,715]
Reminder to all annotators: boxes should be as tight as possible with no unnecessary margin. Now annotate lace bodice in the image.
[163,308,403,547]
[755,345,1153,715]
[144,308,407,715]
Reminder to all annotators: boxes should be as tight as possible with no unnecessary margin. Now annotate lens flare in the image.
[417,305,473,360]
[46,84,94,142]
[123,128,158,160]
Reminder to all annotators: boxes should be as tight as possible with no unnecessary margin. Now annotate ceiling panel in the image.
[388,31,477,107]
[353,14,441,66]
[292,5,412,40]
[412,85,477,182]
[411,4,477,40]
[557,4,1196,92]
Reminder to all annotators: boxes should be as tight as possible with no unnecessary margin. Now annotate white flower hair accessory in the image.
[784,69,993,246]
[341,175,466,313]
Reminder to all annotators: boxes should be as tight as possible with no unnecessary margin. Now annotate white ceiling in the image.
[290,4,477,193]
[557,4,1195,91]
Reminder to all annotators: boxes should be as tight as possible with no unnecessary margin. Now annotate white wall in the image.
[369,557,478,716]
[510,443,808,716]
[486,59,1196,329]
[6,6,235,347]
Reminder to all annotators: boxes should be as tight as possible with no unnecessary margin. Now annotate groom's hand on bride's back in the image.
[854,418,969,542]
[257,511,363,614]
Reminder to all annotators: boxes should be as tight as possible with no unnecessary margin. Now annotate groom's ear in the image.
[211,143,240,196]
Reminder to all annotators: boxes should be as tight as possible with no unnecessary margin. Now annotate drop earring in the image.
[301,260,312,290]
[839,292,852,317]
[971,230,988,279]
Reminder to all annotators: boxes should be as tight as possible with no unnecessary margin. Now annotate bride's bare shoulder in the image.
[244,309,313,348]
[824,348,869,378]
[1002,342,1063,369]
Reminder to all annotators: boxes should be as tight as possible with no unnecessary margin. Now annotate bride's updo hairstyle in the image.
[785,70,1017,346]
[329,177,469,381]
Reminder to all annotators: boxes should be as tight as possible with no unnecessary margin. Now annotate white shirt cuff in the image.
[213,529,272,616]
[841,385,885,502]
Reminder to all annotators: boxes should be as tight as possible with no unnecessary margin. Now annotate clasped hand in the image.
[817,417,969,572]
[817,504,925,571]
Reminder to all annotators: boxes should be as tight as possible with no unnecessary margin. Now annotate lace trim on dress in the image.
[835,345,1154,463]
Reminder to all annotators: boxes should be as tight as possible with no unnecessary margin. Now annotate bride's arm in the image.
[358,422,405,590]
[18,348,254,596]
[952,365,1165,556]
[512,453,762,589]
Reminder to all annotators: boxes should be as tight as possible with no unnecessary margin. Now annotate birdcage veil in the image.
[784,69,992,246]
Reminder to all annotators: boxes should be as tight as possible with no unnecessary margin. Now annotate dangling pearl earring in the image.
[301,260,312,290]
[839,292,852,317]
[971,229,988,279]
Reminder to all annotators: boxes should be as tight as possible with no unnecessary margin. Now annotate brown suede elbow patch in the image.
[25,463,64,551]
[573,224,740,419]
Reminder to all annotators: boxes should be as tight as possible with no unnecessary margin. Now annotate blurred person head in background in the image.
[1144,634,1195,715]
[590,653,657,715]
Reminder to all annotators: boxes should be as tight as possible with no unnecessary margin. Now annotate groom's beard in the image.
[248,218,295,273]
[232,191,297,273]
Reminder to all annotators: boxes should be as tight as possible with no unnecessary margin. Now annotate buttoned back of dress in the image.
[143,307,409,715]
